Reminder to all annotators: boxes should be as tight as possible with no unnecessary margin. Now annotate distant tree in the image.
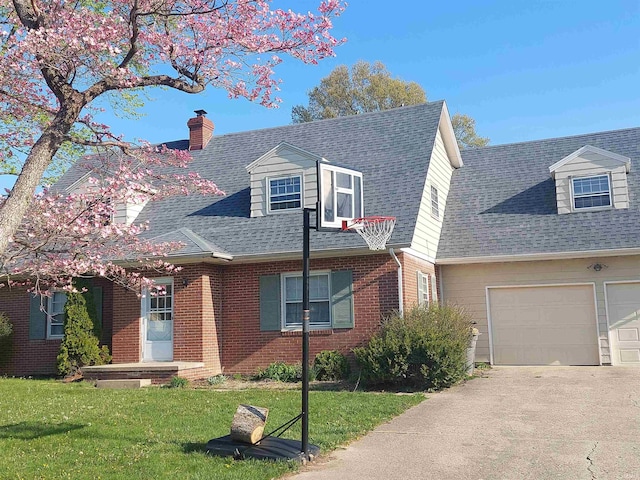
[292,61,489,149]
[451,113,489,149]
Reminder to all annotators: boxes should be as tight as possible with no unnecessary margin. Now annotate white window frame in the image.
[430,273,438,302]
[47,291,67,339]
[318,163,364,229]
[417,271,430,305]
[281,271,331,330]
[431,185,439,219]
[267,175,303,213]
[571,174,612,211]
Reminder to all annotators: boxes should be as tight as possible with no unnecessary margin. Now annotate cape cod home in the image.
[1,102,639,382]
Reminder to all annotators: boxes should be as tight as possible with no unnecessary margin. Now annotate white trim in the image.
[400,247,436,264]
[318,162,364,229]
[266,174,303,214]
[439,102,463,169]
[603,280,640,366]
[485,282,600,366]
[570,173,613,212]
[430,184,439,219]
[245,142,327,172]
[437,247,640,265]
[280,270,332,330]
[549,145,631,176]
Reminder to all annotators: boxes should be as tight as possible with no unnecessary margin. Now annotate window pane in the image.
[337,192,352,218]
[336,172,352,189]
[575,194,611,209]
[50,324,64,336]
[147,317,173,341]
[310,301,330,325]
[285,277,302,302]
[270,177,301,211]
[286,302,303,326]
[354,176,362,218]
[309,275,329,300]
[431,186,439,218]
[322,170,334,223]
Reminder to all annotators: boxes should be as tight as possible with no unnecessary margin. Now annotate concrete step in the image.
[95,379,152,389]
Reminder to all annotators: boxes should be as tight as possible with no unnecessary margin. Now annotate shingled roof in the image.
[58,102,446,260]
[438,126,640,261]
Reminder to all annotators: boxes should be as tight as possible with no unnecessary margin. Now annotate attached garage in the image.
[606,282,640,365]
[487,284,600,366]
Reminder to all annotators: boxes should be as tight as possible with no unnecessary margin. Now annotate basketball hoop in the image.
[342,216,396,251]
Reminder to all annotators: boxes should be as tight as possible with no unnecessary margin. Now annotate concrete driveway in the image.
[292,367,640,480]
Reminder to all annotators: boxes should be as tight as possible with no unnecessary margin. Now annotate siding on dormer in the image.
[248,149,318,218]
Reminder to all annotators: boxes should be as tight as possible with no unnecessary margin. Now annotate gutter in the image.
[389,248,403,315]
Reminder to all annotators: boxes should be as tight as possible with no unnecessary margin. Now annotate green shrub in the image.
[168,376,190,388]
[207,374,227,386]
[353,304,473,391]
[75,278,101,340]
[253,361,318,382]
[0,313,12,338]
[313,350,350,381]
[57,291,111,377]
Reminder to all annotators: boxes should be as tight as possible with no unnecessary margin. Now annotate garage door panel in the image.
[606,283,640,366]
[489,285,599,366]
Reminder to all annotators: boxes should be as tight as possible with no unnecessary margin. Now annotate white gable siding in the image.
[249,150,318,218]
[554,153,629,214]
[410,127,455,259]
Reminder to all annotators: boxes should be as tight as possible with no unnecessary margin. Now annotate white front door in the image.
[606,282,640,365]
[142,278,174,361]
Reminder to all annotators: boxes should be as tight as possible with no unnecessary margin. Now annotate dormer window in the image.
[268,176,302,212]
[549,145,631,215]
[572,175,611,210]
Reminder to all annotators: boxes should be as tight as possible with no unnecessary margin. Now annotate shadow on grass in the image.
[0,421,86,440]
[182,442,209,454]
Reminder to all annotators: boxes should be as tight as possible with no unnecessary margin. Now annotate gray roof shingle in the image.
[58,102,445,259]
[438,126,640,260]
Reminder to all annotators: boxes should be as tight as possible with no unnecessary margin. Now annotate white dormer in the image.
[246,142,328,218]
[549,145,631,215]
[65,172,151,226]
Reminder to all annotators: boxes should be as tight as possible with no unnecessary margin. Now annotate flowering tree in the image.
[0,0,345,291]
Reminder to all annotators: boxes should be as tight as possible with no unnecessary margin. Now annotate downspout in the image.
[388,248,403,315]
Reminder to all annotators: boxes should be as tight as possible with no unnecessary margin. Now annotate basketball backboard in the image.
[316,161,363,230]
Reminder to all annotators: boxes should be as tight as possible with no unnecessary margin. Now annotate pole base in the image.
[206,435,320,462]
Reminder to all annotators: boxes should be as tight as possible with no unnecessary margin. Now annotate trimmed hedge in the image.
[353,304,473,390]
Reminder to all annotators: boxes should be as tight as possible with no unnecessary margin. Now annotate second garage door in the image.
[488,285,599,365]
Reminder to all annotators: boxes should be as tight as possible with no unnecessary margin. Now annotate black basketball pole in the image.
[301,207,311,459]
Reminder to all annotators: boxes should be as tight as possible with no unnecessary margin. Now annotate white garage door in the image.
[606,282,640,365]
[488,285,599,365]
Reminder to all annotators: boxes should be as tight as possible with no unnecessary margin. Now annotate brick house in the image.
[1,102,459,381]
[4,101,638,379]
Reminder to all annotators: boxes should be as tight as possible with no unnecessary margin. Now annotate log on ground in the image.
[230,404,269,444]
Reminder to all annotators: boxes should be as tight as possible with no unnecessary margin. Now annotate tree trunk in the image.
[230,404,269,444]
[0,114,75,261]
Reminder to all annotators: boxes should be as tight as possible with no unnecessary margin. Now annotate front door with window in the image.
[142,278,174,361]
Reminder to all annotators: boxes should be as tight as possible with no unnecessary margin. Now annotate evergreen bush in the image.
[57,291,111,377]
[353,304,473,391]
[313,350,350,381]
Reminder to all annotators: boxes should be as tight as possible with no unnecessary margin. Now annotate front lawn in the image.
[0,379,423,479]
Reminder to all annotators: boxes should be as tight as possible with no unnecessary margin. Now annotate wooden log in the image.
[230,404,269,444]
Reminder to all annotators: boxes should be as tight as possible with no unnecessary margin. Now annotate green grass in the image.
[0,378,423,479]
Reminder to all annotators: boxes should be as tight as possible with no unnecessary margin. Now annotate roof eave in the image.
[437,247,640,265]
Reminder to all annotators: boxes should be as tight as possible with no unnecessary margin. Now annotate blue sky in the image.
[2,0,639,190]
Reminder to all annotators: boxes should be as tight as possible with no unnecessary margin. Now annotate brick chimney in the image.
[187,109,214,150]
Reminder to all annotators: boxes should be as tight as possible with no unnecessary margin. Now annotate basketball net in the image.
[343,216,396,251]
